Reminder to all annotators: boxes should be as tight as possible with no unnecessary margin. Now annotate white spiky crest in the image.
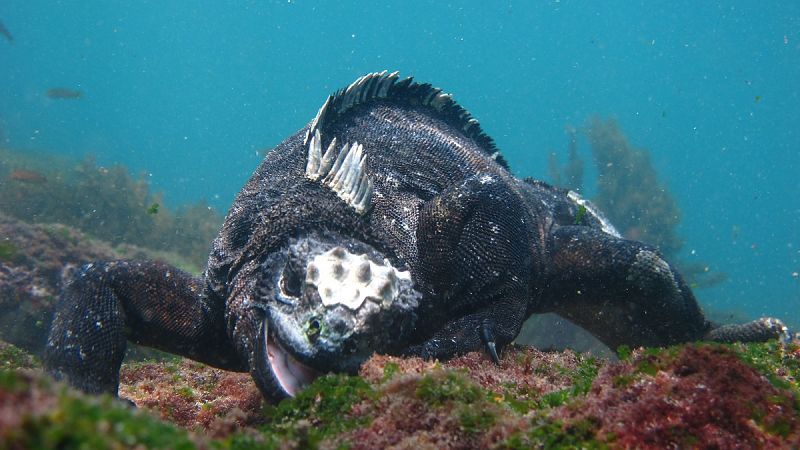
[305,129,373,214]
[303,71,402,214]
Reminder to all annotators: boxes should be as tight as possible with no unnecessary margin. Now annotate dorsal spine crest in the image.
[305,129,373,214]
[304,70,507,168]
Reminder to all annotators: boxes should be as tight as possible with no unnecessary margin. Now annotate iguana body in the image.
[44,71,790,401]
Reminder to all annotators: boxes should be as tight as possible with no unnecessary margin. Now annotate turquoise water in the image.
[1,1,798,327]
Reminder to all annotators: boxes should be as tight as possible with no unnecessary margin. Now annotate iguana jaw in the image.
[263,320,320,397]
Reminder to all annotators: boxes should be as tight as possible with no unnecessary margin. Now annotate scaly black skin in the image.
[44,72,790,401]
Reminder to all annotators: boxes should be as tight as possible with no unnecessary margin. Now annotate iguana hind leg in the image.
[542,225,791,350]
[44,260,244,395]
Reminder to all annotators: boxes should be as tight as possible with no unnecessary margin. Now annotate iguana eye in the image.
[280,263,303,297]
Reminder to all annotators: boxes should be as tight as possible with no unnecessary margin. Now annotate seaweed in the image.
[554,343,800,447]
[0,341,40,370]
[0,147,222,267]
[0,213,204,356]
[0,240,19,263]
[585,117,683,255]
[255,374,375,447]
[547,125,584,193]
[0,369,202,450]
[547,118,727,289]
[2,340,798,448]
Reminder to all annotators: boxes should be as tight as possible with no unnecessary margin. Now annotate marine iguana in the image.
[44,71,791,401]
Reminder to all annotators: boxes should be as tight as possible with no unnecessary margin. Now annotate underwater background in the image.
[0,0,798,333]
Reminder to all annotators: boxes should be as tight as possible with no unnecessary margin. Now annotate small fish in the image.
[0,21,12,44]
[9,169,47,183]
[754,95,761,103]
[146,202,160,215]
[46,88,82,99]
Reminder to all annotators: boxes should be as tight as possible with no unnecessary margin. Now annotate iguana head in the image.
[252,229,421,398]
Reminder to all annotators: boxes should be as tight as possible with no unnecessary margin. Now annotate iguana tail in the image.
[704,317,794,344]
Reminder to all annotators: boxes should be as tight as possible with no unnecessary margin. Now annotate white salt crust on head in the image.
[305,246,411,310]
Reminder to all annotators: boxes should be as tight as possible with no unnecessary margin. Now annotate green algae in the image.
[2,341,797,448]
[732,340,800,396]
[502,416,606,450]
[416,370,501,435]
[458,405,497,434]
[0,240,19,263]
[0,341,39,370]
[0,370,199,450]
[416,370,484,406]
[616,344,632,360]
[174,385,195,400]
[381,361,400,381]
[534,355,600,409]
[232,374,375,448]
[574,204,587,225]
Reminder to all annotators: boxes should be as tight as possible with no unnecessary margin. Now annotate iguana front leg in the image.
[541,225,791,350]
[407,173,532,362]
[44,260,244,395]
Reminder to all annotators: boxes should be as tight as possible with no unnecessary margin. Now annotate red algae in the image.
[340,347,597,449]
[344,371,523,450]
[555,345,800,448]
[361,345,592,403]
[0,370,58,434]
[119,358,264,436]
[5,340,796,447]
[445,345,591,397]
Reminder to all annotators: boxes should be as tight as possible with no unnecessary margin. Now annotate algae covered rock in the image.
[0,367,203,449]
[554,343,800,448]
[0,214,199,356]
[1,340,798,448]
[119,358,265,436]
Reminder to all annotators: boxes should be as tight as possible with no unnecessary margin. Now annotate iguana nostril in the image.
[306,318,322,342]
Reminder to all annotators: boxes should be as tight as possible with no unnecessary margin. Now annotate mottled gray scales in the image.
[44,72,791,402]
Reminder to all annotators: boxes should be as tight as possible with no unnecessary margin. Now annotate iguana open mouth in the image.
[263,321,321,397]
